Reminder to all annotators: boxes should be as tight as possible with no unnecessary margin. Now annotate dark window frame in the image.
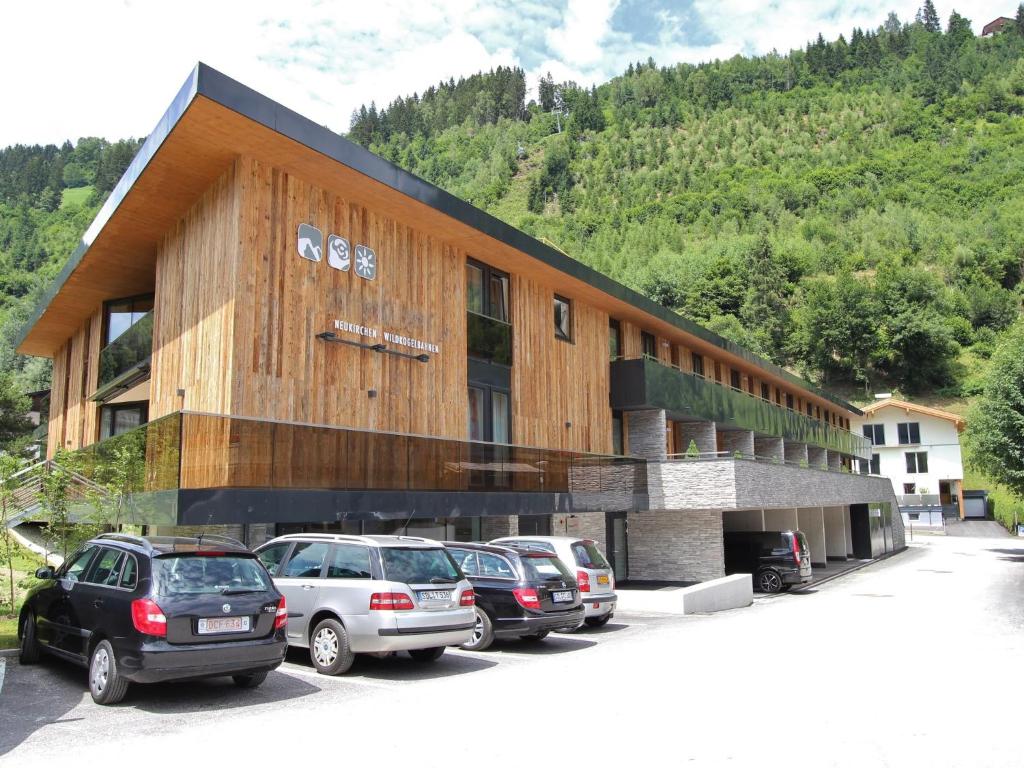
[640,331,656,360]
[466,258,510,323]
[897,422,921,445]
[102,292,154,349]
[609,319,622,360]
[554,294,573,342]
[905,451,928,474]
[863,424,885,446]
[760,382,770,401]
[691,353,704,378]
[99,401,149,441]
[730,369,741,391]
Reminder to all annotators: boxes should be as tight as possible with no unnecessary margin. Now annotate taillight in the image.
[274,596,288,629]
[609,573,615,591]
[460,588,475,607]
[131,598,167,637]
[512,587,541,610]
[577,570,591,593]
[369,592,415,610]
[792,536,801,566]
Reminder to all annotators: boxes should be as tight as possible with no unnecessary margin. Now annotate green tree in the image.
[917,0,941,32]
[739,233,791,364]
[0,374,32,454]
[965,322,1024,500]
[0,453,23,613]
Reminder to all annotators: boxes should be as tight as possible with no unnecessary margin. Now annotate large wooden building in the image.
[17,65,903,582]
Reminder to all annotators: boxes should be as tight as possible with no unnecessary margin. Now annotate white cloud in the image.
[0,0,1015,147]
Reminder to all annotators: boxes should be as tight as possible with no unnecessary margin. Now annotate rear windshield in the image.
[571,541,609,569]
[153,554,271,596]
[380,548,460,584]
[520,555,573,582]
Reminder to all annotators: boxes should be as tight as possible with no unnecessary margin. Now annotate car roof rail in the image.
[190,533,246,548]
[95,532,154,551]
[274,532,375,544]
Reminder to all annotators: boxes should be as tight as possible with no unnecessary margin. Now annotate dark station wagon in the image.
[18,533,288,704]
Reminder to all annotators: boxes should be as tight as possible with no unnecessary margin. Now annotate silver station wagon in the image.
[255,534,475,675]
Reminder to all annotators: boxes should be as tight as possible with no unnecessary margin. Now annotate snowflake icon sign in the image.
[354,245,376,280]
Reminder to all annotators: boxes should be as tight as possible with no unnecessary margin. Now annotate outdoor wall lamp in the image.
[317,331,430,363]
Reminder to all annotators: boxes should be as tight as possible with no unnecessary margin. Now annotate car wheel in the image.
[232,671,269,688]
[309,618,355,676]
[585,614,612,628]
[408,646,445,663]
[89,640,129,705]
[520,631,549,642]
[460,607,494,651]
[756,569,784,594]
[19,612,40,664]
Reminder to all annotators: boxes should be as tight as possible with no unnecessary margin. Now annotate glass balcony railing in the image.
[467,310,512,366]
[610,357,872,459]
[96,310,154,391]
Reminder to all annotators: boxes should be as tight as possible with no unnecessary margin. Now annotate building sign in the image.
[298,224,373,280]
[332,319,440,354]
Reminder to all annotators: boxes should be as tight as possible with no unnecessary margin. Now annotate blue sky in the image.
[1,0,1012,147]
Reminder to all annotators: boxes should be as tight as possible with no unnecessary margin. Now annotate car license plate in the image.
[197,616,250,634]
[597,575,610,585]
[551,590,573,603]
[419,590,452,601]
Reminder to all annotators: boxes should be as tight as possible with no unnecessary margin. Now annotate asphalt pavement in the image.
[2,532,1022,767]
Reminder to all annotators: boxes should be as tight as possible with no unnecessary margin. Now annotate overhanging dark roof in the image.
[16,62,861,415]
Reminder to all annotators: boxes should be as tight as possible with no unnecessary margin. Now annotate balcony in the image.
[610,356,871,459]
[62,411,646,526]
[94,310,154,400]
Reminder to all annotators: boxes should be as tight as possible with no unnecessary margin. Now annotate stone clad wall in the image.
[627,508,724,582]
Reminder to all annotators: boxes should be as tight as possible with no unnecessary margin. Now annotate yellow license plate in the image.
[597,575,609,585]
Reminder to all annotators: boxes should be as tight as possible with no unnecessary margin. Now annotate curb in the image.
[0,648,19,658]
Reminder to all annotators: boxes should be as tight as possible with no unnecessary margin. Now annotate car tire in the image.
[520,631,549,642]
[756,569,784,594]
[309,618,355,676]
[232,671,269,688]
[89,640,129,705]
[408,646,445,663]
[19,612,40,664]
[460,607,494,652]
[584,614,612,628]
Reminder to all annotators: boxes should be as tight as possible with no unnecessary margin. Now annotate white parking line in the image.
[0,658,6,695]
[277,664,396,690]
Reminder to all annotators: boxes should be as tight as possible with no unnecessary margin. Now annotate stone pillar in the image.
[784,441,808,466]
[797,507,828,567]
[627,409,667,460]
[723,509,764,532]
[807,446,827,470]
[677,420,717,455]
[843,505,854,557]
[481,515,519,540]
[823,506,847,561]
[719,429,754,458]
[754,436,784,462]
[826,450,842,471]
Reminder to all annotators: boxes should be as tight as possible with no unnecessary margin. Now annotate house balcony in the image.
[610,357,872,460]
[62,411,646,526]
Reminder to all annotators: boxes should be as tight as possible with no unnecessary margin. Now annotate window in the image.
[863,424,885,446]
[816,406,821,420]
[61,546,97,582]
[824,408,830,424]
[730,370,741,390]
[612,411,624,456]
[714,362,722,383]
[691,353,704,377]
[448,549,478,576]
[609,319,621,360]
[477,552,516,578]
[554,295,572,341]
[870,454,880,475]
[760,382,770,400]
[775,388,782,406]
[85,548,126,587]
[520,555,573,581]
[100,403,147,440]
[747,377,755,396]
[897,422,921,445]
[905,451,929,474]
[806,402,813,417]
[257,543,292,576]
[153,555,270,596]
[468,386,486,441]
[571,541,610,568]
[641,331,656,359]
[380,547,459,583]
[326,544,373,579]
[466,260,509,322]
[909,512,920,521]
[119,555,139,590]
[785,393,794,411]
[104,294,154,347]
[903,482,917,494]
[280,541,330,578]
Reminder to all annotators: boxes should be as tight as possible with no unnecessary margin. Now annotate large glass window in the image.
[691,353,704,378]
[104,295,154,346]
[466,259,509,322]
[554,295,572,341]
[100,403,147,440]
[905,451,928,474]
[609,319,621,360]
[468,385,510,444]
[468,387,486,441]
[641,331,656,359]
[898,422,921,445]
[863,424,885,446]
[491,391,510,444]
[153,555,271,596]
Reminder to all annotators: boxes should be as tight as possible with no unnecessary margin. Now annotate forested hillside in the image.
[351,7,1024,401]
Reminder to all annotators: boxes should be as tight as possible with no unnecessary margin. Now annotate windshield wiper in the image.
[429,577,456,584]
[221,587,262,595]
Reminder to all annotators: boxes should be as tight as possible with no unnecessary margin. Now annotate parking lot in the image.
[3,534,1024,767]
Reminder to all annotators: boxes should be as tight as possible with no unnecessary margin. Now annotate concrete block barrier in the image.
[617,574,753,615]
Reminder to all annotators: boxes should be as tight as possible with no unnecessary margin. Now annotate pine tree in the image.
[1016,3,1024,35]
[917,0,941,32]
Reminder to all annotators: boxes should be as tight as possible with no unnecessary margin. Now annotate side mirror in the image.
[35,566,55,580]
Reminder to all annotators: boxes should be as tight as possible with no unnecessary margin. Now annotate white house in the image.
[851,399,966,528]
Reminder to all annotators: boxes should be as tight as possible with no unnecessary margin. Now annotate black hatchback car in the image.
[18,533,288,704]
[443,542,584,651]
[723,530,812,593]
